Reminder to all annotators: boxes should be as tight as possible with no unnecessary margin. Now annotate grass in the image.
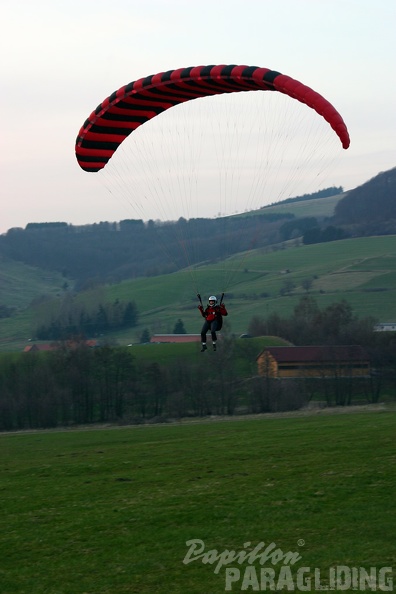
[2,235,396,352]
[1,410,395,593]
[256,192,346,219]
[123,335,289,380]
[72,235,396,324]
[0,257,66,309]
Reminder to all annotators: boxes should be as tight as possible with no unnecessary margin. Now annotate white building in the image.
[374,323,396,332]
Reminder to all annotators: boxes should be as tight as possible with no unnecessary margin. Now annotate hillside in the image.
[333,166,396,232]
[260,192,347,219]
[98,235,396,336]
[1,168,396,351]
[0,214,292,288]
[2,234,396,352]
[0,256,68,309]
[1,167,394,292]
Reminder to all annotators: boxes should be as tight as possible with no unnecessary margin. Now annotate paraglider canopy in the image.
[75,64,350,173]
[75,63,350,296]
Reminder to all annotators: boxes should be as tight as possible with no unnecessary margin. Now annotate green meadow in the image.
[0,258,66,310]
[73,235,396,339]
[1,410,395,593]
[256,193,346,219]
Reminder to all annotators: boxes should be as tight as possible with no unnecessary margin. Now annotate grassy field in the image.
[127,336,287,367]
[2,235,396,352]
[96,235,396,340]
[0,257,66,309]
[1,410,395,593]
[256,193,346,219]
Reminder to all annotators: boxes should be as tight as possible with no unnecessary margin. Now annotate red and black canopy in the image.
[76,64,350,172]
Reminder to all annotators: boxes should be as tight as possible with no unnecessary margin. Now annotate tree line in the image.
[1,302,395,431]
[269,186,344,207]
[34,295,138,340]
[0,340,374,432]
[0,213,292,288]
[334,168,396,228]
[248,296,376,347]
[1,172,395,289]
[0,340,246,430]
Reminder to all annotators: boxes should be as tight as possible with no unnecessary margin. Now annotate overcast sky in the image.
[1,0,395,233]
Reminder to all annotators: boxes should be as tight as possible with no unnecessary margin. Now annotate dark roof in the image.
[23,344,56,352]
[259,345,369,363]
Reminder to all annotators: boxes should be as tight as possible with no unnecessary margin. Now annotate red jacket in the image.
[198,303,228,322]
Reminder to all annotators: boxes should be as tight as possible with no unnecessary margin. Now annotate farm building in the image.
[150,334,202,343]
[257,345,370,379]
[23,344,56,353]
[374,323,396,332]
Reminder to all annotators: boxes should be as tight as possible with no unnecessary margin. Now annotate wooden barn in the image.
[257,345,370,379]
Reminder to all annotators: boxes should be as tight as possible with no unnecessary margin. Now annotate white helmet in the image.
[208,295,217,304]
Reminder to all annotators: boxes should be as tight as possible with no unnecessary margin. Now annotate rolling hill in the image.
[2,234,396,352]
[1,167,395,351]
[257,191,346,219]
[0,256,68,310]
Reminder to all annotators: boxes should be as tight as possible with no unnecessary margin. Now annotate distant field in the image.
[1,410,395,594]
[106,235,396,340]
[2,235,396,351]
[0,259,67,349]
[257,192,346,219]
[0,257,66,309]
[126,336,288,378]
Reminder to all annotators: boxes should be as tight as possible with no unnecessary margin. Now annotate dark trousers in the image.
[201,319,219,343]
